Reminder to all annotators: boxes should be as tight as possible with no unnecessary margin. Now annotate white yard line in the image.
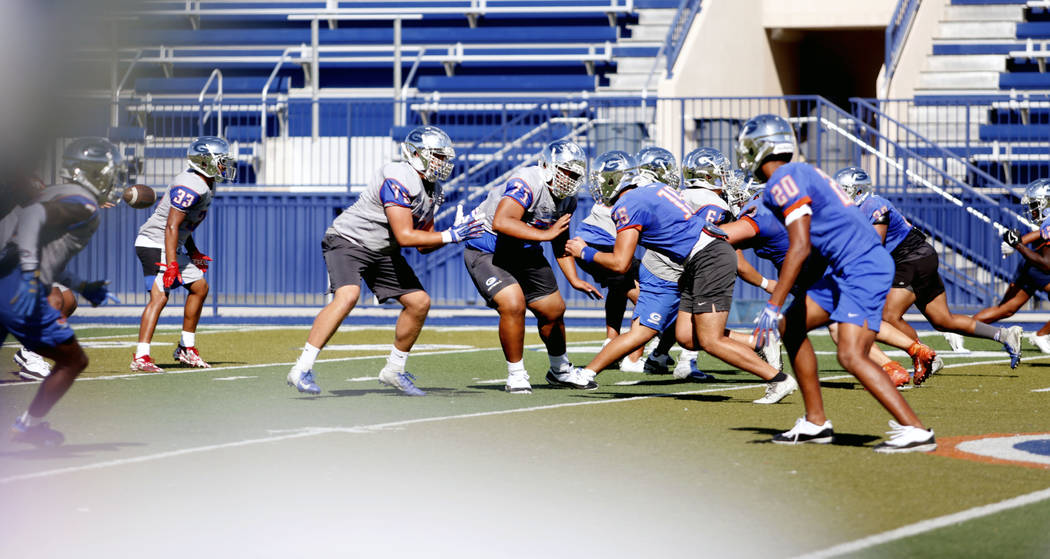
[794,486,1050,559]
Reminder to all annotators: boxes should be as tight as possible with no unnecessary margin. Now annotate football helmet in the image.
[188,136,236,182]
[636,146,680,189]
[682,147,731,191]
[61,137,127,205]
[588,150,637,206]
[1022,177,1050,221]
[401,125,455,183]
[541,139,587,199]
[834,167,873,205]
[723,169,752,208]
[735,114,797,180]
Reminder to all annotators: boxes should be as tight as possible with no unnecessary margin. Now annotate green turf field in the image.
[1,326,1048,558]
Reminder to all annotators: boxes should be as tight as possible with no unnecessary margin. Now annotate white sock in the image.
[296,343,321,371]
[136,343,151,358]
[181,331,195,347]
[387,347,409,371]
[507,360,526,374]
[548,353,569,371]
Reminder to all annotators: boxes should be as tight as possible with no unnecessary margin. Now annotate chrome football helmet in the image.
[401,125,455,183]
[1022,177,1050,221]
[188,136,236,182]
[588,150,636,206]
[834,167,873,205]
[723,169,752,208]
[541,139,587,199]
[636,146,680,189]
[735,114,797,181]
[682,147,731,191]
[61,137,127,205]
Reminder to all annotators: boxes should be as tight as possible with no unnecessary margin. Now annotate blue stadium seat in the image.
[416,74,596,92]
[133,76,289,94]
[999,72,1050,89]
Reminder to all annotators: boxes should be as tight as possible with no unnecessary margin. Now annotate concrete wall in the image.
[879,0,948,99]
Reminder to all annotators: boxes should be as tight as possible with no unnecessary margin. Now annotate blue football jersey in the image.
[762,162,882,271]
[858,194,913,253]
[611,183,704,263]
[737,193,791,269]
[1040,215,1050,243]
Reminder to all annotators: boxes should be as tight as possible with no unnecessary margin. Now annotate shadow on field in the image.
[326,387,480,398]
[820,380,859,390]
[732,426,880,447]
[0,441,146,460]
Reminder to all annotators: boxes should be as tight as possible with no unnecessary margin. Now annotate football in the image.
[122,184,157,209]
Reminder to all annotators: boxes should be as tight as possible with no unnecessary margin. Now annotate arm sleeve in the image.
[14,203,46,271]
[379,178,412,208]
[168,185,202,212]
[500,178,533,210]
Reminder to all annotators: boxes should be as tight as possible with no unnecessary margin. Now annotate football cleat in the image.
[943,332,969,353]
[378,368,426,396]
[772,416,834,445]
[505,370,532,394]
[931,354,944,376]
[881,361,911,388]
[759,338,783,372]
[545,367,598,390]
[173,344,211,368]
[873,421,936,454]
[908,342,937,386]
[1003,326,1023,369]
[13,348,51,381]
[753,374,798,404]
[618,356,645,373]
[287,368,321,395]
[643,352,675,375]
[130,353,164,373]
[1029,333,1050,354]
[11,417,64,447]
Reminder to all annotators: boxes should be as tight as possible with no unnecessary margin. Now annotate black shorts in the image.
[1014,260,1050,296]
[135,246,163,276]
[890,231,945,307]
[463,246,559,308]
[322,234,423,303]
[679,238,736,315]
[574,244,638,291]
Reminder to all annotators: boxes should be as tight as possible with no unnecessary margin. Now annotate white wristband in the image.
[440,230,453,244]
[760,277,769,290]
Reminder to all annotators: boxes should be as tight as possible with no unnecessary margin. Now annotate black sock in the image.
[771,372,788,382]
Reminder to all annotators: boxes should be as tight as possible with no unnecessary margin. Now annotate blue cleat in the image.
[287,368,321,394]
[379,368,426,396]
[1003,326,1023,369]
[11,417,64,446]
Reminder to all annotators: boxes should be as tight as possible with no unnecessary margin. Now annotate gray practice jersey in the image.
[465,165,577,253]
[135,169,214,249]
[642,187,730,282]
[327,161,440,255]
[0,183,101,285]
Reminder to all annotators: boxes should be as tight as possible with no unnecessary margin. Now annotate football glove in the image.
[1002,229,1022,248]
[442,218,484,244]
[79,280,120,307]
[158,262,183,289]
[190,251,212,273]
[1001,240,1016,257]
[752,302,783,349]
[9,270,41,317]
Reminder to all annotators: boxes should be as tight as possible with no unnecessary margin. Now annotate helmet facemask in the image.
[401,126,456,183]
[541,140,587,199]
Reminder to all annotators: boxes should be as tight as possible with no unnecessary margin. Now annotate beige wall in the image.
[762,0,896,29]
[880,0,947,99]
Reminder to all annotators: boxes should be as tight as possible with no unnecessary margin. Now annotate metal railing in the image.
[884,0,921,85]
[661,0,701,78]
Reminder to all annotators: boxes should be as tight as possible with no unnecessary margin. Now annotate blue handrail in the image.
[885,0,922,84]
[663,0,702,77]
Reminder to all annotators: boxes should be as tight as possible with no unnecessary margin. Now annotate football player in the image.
[983,177,1050,355]
[3,137,126,445]
[463,139,598,394]
[131,136,231,373]
[287,126,482,396]
[742,114,935,453]
[566,149,794,401]
[838,167,1022,371]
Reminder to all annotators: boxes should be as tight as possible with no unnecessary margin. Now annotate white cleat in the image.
[753,374,798,404]
[873,421,936,454]
[13,348,51,381]
[618,356,645,373]
[759,338,783,372]
[505,370,532,394]
[1029,333,1050,354]
[943,332,968,353]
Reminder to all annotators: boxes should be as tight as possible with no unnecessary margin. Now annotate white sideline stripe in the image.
[1033,387,1050,392]
[793,486,1050,559]
[212,376,257,381]
[0,378,838,486]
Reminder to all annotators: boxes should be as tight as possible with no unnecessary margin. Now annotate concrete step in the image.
[918,71,1001,89]
[625,24,668,41]
[606,72,652,90]
[935,21,1017,40]
[943,5,1025,22]
[637,8,676,25]
[925,54,1007,72]
[616,57,657,73]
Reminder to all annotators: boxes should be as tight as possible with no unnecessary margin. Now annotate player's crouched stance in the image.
[464,140,599,394]
[739,115,936,453]
[287,126,482,396]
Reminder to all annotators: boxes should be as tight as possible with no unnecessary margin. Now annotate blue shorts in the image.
[633,265,679,332]
[805,249,892,332]
[1013,260,1050,297]
[0,268,75,351]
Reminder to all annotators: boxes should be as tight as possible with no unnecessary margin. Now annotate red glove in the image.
[190,251,212,273]
[157,262,183,288]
